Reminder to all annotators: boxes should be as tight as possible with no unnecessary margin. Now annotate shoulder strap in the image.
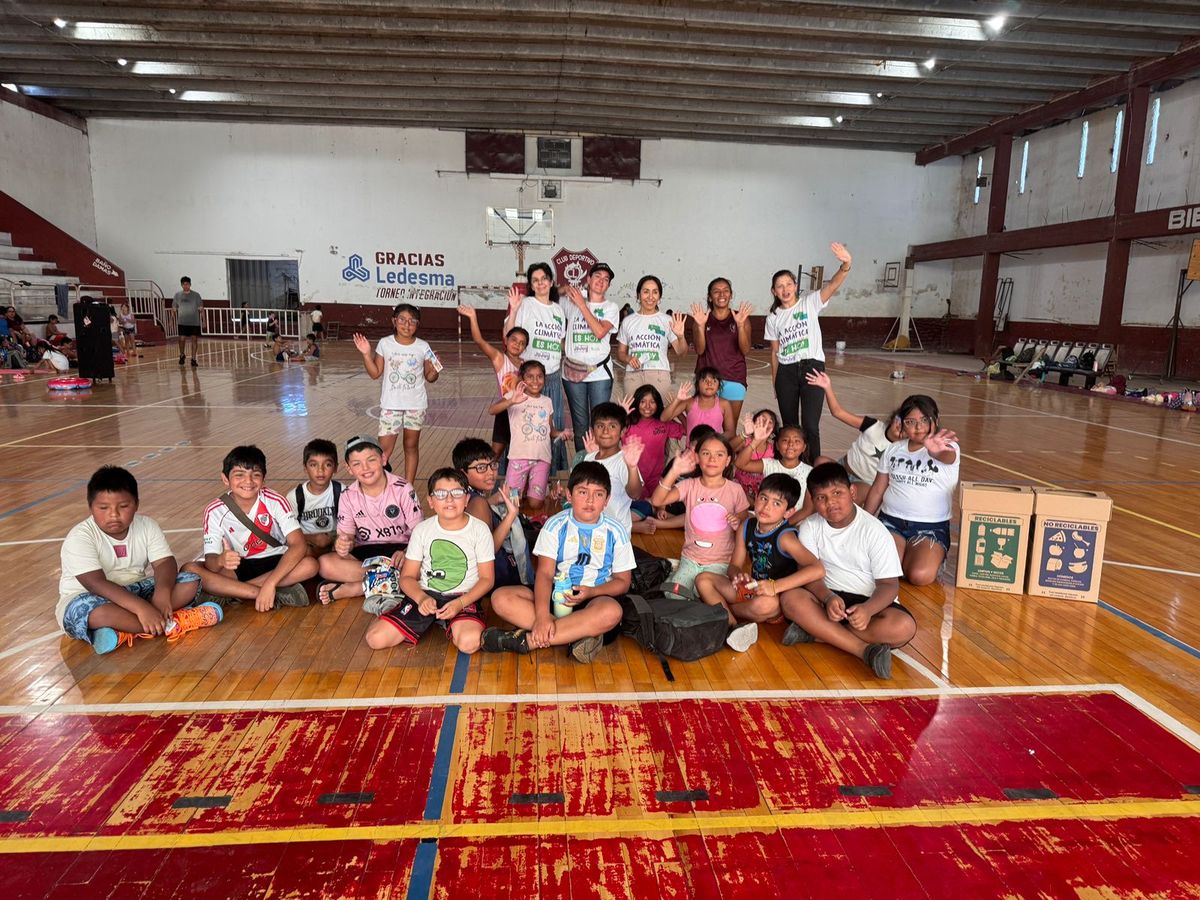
[221,492,283,548]
[332,480,342,515]
[294,485,306,516]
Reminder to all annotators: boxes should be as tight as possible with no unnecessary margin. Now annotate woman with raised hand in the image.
[764,242,852,459]
[616,275,687,396]
[504,262,567,471]
[690,276,753,424]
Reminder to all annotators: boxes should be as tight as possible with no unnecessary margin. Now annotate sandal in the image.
[317,582,340,605]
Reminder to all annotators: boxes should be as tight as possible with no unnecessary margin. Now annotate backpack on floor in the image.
[617,593,728,679]
[630,546,672,595]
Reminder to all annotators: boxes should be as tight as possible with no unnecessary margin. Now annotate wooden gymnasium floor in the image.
[2,337,1200,897]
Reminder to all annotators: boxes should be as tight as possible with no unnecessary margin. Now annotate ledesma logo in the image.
[342,254,370,282]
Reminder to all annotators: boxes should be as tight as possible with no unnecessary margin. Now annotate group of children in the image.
[58,297,960,680]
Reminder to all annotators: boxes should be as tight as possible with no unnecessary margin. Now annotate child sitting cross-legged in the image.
[184,445,318,611]
[782,463,917,679]
[482,462,630,664]
[291,438,343,558]
[60,466,221,655]
[364,468,494,654]
[694,473,825,653]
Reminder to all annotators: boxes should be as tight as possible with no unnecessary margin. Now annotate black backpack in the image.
[617,592,729,679]
[630,546,672,595]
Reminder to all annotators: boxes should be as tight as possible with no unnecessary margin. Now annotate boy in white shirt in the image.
[291,438,343,556]
[782,463,917,679]
[352,303,440,485]
[183,445,319,612]
[59,466,221,655]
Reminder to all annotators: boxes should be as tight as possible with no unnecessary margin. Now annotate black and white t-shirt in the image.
[293,482,342,535]
[878,440,960,523]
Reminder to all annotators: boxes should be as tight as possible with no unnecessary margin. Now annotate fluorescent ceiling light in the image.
[835,115,844,124]
[53,17,67,28]
[2,83,17,92]
[167,88,176,95]
[875,92,884,99]
[179,90,244,102]
[132,61,200,76]
[986,14,1008,33]
[116,57,128,66]
[922,57,937,70]
[69,22,157,41]
[776,116,834,128]
[879,60,921,79]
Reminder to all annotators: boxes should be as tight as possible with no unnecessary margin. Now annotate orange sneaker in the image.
[167,601,224,643]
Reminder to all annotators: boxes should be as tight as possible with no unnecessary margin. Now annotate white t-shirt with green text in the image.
[764,290,827,364]
[514,298,565,375]
[617,312,674,371]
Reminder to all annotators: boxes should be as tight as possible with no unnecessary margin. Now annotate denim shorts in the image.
[878,512,951,552]
[62,573,201,644]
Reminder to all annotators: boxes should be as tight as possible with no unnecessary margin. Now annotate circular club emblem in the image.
[315,515,330,529]
[385,504,400,518]
[562,260,587,285]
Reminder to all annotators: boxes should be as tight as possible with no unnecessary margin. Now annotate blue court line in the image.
[406,651,470,900]
[0,482,83,521]
[1099,600,1200,662]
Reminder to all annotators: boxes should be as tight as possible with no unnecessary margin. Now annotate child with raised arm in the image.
[695,473,825,652]
[621,385,685,520]
[733,408,778,499]
[457,303,528,458]
[363,468,494,655]
[453,438,524,587]
[734,417,815,521]
[183,445,318,612]
[661,368,734,440]
[805,369,901,488]
[578,401,646,535]
[489,359,571,511]
[352,303,440,484]
[782,463,916,679]
[59,466,220,655]
[651,433,750,600]
[864,395,959,586]
[482,462,630,664]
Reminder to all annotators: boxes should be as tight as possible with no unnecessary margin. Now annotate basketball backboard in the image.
[485,207,554,247]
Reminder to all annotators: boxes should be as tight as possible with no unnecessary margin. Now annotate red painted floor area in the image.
[1,692,1199,896]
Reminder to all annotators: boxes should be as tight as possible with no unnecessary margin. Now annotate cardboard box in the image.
[956,483,1035,594]
[1027,488,1112,603]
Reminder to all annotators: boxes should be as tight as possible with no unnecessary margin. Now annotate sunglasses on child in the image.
[430,488,468,500]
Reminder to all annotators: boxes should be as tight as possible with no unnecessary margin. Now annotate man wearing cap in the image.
[561,262,619,452]
[315,435,425,607]
[173,276,203,367]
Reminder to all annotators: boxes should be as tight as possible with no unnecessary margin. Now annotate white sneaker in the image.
[726,622,758,653]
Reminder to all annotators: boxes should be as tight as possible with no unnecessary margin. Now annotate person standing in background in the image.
[174,276,203,367]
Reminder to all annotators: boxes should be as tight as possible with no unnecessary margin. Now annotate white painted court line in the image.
[0,630,60,662]
[1107,560,1200,578]
[0,683,1127,717]
[894,650,951,688]
[1111,685,1200,752]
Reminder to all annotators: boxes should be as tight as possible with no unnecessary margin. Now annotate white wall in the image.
[0,99,98,246]
[947,78,1200,327]
[88,120,960,316]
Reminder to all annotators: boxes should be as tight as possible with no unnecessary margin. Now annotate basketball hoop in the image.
[485,208,555,276]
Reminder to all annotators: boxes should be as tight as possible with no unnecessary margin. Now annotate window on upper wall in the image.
[1077,120,1089,178]
[973,155,983,204]
[1111,110,1124,173]
[1146,96,1161,165]
[1019,140,1029,193]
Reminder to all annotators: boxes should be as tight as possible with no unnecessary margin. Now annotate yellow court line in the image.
[962,452,1200,542]
[1,798,1198,854]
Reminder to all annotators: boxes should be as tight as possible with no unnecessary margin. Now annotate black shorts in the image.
[491,411,510,445]
[236,555,281,582]
[836,592,913,622]
[351,542,407,562]
[178,324,202,337]
[380,590,484,643]
[312,323,324,334]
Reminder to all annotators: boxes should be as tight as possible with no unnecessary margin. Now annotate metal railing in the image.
[72,280,177,339]
[2,276,57,319]
[200,306,304,340]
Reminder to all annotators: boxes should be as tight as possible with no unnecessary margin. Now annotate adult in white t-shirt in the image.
[764,242,852,459]
[865,396,960,587]
[505,262,567,471]
[561,262,619,451]
[615,275,687,396]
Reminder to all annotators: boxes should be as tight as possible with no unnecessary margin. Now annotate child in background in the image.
[316,435,423,608]
[733,408,779,499]
[865,395,959,586]
[735,418,815,521]
[805,370,901,489]
[453,438,524,587]
[31,340,70,374]
[661,368,734,439]
[59,466,220,655]
[363,468,494,654]
[458,304,528,460]
[117,304,139,357]
[695,473,825,653]
[483,462,630,664]
[621,385,684,519]
[303,333,320,360]
[489,359,571,511]
[272,334,302,362]
[579,402,645,535]
[291,438,343,557]
[45,314,69,347]
[651,433,750,600]
[352,303,440,484]
[183,445,318,611]
[785,463,915,679]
